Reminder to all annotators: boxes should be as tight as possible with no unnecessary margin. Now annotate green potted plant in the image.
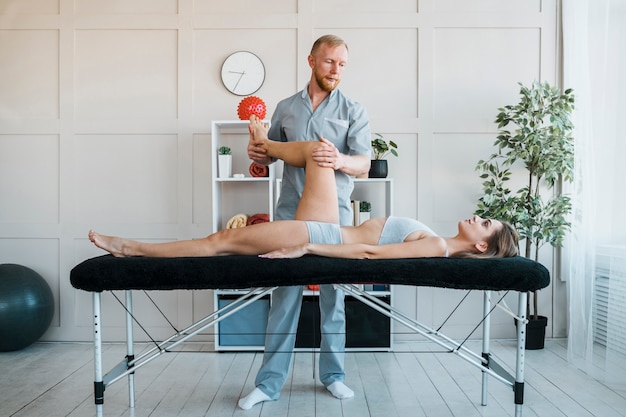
[218,146,232,178]
[369,133,398,178]
[475,81,574,349]
[359,200,372,224]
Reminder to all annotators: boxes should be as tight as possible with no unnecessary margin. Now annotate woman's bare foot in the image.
[249,115,270,149]
[88,230,130,257]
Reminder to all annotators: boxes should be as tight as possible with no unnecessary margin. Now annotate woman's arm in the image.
[259,236,447,259]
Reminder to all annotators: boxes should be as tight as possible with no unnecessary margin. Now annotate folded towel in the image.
[249,162,269,177]
[247,213,270,226]
[226,213,248,229]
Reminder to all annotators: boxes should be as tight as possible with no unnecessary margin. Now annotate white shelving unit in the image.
[211,121,395,351]
[211,120,275,232]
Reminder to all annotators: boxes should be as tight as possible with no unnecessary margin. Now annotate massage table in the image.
[70,254,549,417]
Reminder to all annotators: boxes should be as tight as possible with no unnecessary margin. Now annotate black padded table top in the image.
[71,254,550,293]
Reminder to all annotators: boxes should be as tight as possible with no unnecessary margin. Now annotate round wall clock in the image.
[220,51,265,96]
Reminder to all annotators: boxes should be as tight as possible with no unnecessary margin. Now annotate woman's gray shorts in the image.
[305,221,343,244]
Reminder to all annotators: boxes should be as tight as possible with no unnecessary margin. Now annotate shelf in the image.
[214,177,272,182]
[354,178,393,183]
[216,290,390,298]
[302,289,391,297]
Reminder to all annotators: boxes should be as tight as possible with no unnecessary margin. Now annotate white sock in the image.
[238,387,271,410]
[326,381,354,399]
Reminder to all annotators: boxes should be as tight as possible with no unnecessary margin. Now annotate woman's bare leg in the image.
[89,220,310,258]
[249,116,338,223]
[296,157,338,223]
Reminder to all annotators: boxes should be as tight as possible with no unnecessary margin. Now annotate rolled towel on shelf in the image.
[249,162,269,177]
[246,213,270,226]
[226,213,248,229]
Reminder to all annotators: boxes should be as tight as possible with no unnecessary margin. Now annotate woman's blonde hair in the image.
[452,220,519,259]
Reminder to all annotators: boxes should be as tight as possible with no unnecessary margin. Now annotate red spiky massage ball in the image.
[237,96,267,120]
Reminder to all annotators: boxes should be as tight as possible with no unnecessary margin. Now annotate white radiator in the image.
[593,245,626,356]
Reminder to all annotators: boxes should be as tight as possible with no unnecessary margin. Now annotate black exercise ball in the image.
[0,264,54,351]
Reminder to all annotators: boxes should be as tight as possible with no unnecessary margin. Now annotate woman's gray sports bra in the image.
[378,216,437,245]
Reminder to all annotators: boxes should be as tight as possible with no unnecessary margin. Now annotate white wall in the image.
[0,0,563,342]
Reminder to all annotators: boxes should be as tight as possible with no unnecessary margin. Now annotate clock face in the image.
[220,51,265,96]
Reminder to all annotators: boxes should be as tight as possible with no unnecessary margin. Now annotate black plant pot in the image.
[525,315,548,350]
[369,160,388,178]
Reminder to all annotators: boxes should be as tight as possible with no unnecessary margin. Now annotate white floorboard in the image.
[1,340,625,417]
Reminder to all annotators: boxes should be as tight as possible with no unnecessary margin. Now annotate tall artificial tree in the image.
[476,81,575,319]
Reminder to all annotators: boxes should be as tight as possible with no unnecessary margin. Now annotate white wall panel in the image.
[430,133,496,230]
[0,29,58,120]
[73,283,181,332]
[433,28,541,132]
[322,28,419,128]
[415,287,522,340]
[192,133,211,226]
[314,0,417,13]
[74,134,178,224]
[74,30,178,121]
[194,0,297,14]
[0,135,59,223]
[74,0,177,15]
[0,0,59,14]
[434,0,540,13]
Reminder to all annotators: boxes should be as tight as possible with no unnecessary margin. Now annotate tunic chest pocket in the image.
[322,117,349,145]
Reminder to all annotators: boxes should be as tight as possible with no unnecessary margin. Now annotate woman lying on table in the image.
[89,116,518,259]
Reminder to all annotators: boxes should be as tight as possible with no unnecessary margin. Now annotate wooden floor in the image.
[1,339,625,417]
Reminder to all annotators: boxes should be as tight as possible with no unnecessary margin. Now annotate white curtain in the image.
[563,0,626,388]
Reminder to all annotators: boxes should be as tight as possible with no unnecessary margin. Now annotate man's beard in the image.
[314,71,340,92]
